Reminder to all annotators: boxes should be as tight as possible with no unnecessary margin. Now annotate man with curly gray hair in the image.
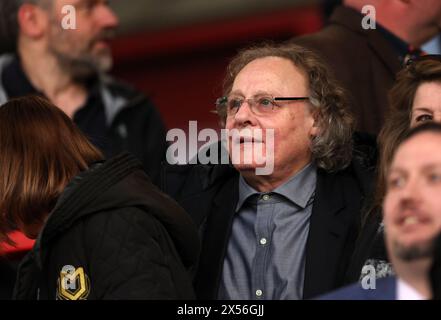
[218,43,355,173]
[163,42,373,300]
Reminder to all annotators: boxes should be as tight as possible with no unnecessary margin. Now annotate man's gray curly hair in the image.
[220,42,355,172]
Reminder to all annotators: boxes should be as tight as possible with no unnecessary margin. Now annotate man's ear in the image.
[310,123,319,138]
[17,4,49,39]
[309,110,320,138]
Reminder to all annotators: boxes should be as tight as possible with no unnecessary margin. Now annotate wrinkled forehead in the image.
[231,57,309,95]
[237,56,306,79]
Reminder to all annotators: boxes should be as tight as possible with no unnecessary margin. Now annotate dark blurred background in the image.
[0,0,340,132]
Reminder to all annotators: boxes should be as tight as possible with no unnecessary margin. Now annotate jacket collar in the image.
[32,153,142,269]
[302,168,349,298]
[194,173,239,299]
[330,6,402,75]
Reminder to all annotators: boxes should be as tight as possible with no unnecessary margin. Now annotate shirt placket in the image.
[251,193,274,300]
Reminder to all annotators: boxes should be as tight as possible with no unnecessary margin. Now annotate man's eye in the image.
[388,176,404,189]
[229,99,242,109]
[428,172,441,183]
[415,114,433,123]
[258,98,274,108]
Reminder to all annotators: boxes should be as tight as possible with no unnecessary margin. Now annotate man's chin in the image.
[233,163,258,171]
[95,55,113,73]
[232,162,271,174]
[393,239,434,262]
[92,49,113,72]
[53,50,113,80]
[68,54,113,81]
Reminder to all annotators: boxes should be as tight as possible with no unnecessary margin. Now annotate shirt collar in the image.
[397,278,427,300]
[236,163,317,212]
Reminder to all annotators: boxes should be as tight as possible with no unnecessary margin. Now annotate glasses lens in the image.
[227,97,243,115]
[253,96,275,115]
[215,97,227,115]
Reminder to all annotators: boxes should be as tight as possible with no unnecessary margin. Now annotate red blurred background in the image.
[111,4,323,131]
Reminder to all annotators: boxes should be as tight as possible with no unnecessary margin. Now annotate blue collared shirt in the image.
[218,163,317,300]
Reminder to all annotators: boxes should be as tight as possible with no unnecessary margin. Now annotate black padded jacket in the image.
[13,153,199,300]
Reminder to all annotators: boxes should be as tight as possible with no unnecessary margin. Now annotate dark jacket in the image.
[318,276,396,300]
[13,153,199,300]
[0,259,15,299]
[162,155,373,299]
[345,208,393,284]
[431,233,441,300]
[0,54,167,185]
[292,6,402,134]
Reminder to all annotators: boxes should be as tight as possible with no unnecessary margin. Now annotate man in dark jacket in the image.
[292,0,441,134]
[162,43,373,299]
[0,0,167,184]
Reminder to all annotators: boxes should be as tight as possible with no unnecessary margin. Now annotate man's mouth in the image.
[94,39,111,49]
[233,136,263,144]
[402,216,419,226]
[396,211,431,229]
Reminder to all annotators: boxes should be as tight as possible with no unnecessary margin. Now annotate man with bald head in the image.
[293,0,441,134]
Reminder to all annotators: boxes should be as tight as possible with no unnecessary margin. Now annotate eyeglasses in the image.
[215,95,310,117]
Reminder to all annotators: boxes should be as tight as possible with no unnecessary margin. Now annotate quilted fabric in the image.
[13,153,199,300]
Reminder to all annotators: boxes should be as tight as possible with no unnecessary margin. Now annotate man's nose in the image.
[233,100,255,126]
[399,177,421,204]
[96,3,120,29]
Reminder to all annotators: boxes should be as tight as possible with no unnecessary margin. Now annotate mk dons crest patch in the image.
[56,265,90,300]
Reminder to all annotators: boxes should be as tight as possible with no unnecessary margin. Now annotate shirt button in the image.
[259,238,267,245]
[262,194,270,201]
[256,289,263,297]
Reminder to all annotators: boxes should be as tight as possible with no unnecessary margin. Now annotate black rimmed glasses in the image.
[215,95,310,117]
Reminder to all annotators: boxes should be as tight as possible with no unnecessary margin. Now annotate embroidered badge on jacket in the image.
[56,265,90,300]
